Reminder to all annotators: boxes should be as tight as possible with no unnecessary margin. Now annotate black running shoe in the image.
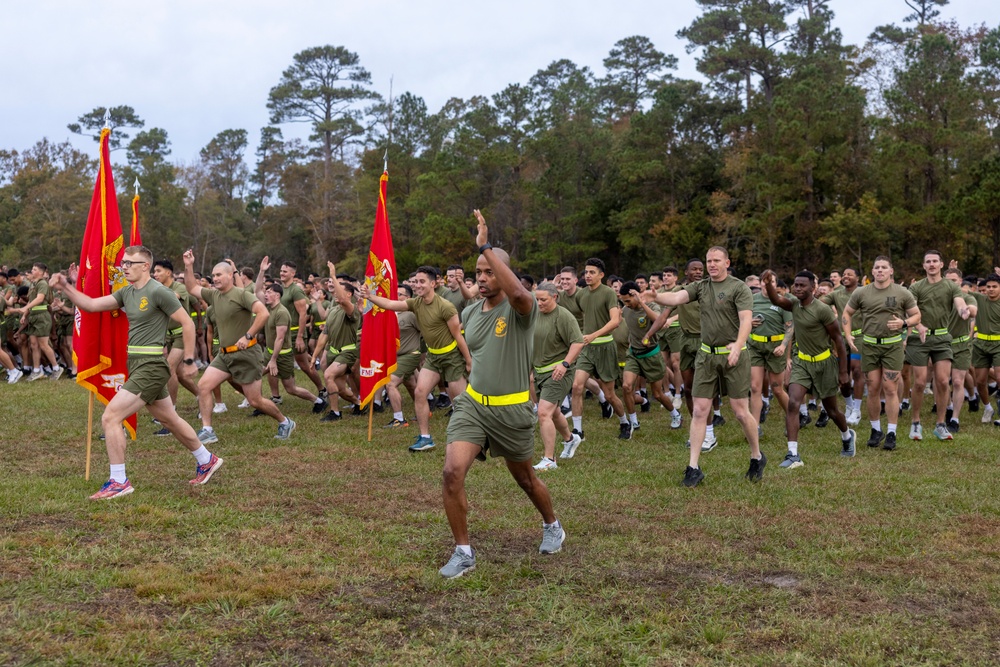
[947,419,960,434]
[618,422,632,440]
[351,404,364,416]
[712,413,725,428]
[968,396,980,412]
[883,431,897,451]
[640,399,651,413]
[312,399,329,414]
[600,400,614,419]
[759,403,768,424]
[815,411,829,428]
[945,407,954,423]
[250,409,264,417]
[745,451,767,482]
[436,394,452,409]
[321,410,342,422]
[799,412,811,427]
[682,466,705,488]
[372,402,385,413]
[866,429,884,448]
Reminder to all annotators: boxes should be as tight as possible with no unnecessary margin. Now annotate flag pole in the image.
[85,395,93,480]
[367,401,374,441]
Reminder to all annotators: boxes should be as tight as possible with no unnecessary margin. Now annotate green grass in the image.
[3,375,1000,665]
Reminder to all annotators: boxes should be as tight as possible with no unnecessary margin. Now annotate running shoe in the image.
[842,429,857,457]
[190,454,223,485]
[89,479,134,500]
[933,423,953,441]
[197,428,219,445]
[439,547,476,579]
[682,466,705,488]
[779,452,803,469]
[533,457,558,471]
[700,432,718,453]
[670,412,683,429]
[384,418,410,428]
[560,433,582,459]
[539,523,566,554]
[275,419,296,440]
[745,451,767,482]
[409,435,435,452]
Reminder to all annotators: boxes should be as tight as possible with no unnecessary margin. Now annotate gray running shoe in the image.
[778,452,803,469]
[439,547,476,579]
[700,432,718,453]
[49,366,64,381]
[197,428,219,445]
[933,423,953,441]
[539,523,566,554]
[275,419,296,440]
[841,429,857,457]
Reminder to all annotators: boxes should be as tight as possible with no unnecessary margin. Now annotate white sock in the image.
[456,544,473,557]
[394,411,404,421]
[280,418,290,426]
[192,446,212,466]
[619,415,629,425]
[202,425,214,433]
[841,429,851,440]
[374,399,382,407]
[598,389,607,402]
[420,433,430,438]
[705,424,715,440]
[628,412,638,426]
[788,441,798,456]
[33,367,41,373]
[671,408,680,417]
[543,519,561,529]
[110,464,127,483]
[762,396,770,406]
[713,409,721,417]
[562,396,571,409]
[572,416,582,431]
[800,404,808,416]
[870,420,881,431]
[314,397,324,404]
[887,423,897,434]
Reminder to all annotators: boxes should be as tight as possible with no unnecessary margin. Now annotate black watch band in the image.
[561,361,571,369]
[478,243,492,254]
[245,332,254,340]
[183,358,195,365]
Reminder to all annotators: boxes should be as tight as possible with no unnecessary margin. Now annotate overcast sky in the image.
[1,0,995,166]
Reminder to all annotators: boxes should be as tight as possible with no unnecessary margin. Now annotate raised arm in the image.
[760,270,794,311]
[182,249,203,301]
[254,256,271,302]
[328,261,355,317]
[474,209,534,315]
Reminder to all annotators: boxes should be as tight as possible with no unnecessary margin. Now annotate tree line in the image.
[1,0,998,280]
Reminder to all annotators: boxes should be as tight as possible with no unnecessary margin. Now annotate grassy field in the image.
[2,374,1000,666]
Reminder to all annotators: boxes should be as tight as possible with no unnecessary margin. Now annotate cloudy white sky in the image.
[1,0,994,165]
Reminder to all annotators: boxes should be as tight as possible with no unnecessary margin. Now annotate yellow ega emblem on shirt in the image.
[138,297,149,311]
[494,316,507,338]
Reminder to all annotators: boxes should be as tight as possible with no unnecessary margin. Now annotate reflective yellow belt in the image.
[618,361,626,367]
[952,335,970,344]
[169,327,183,335]
[189,311,198,317]
[465,385,530,406]
[863,334,903,345]
[427,340,457,355]
[700,343,746,355]
[928,328,949,336]
[290,326,299,332]
[797,349,832,362]
[750,333,784,343]
[590,335,613,344]
[850,328,861,337]
[533,359,566,374]
[212,338,220,345]
[668,322,680,328]
[267,347,293,355]
[127,345,163,356]
[31,305,48,311]
[328,343,357,355]
[977,333,1000,341]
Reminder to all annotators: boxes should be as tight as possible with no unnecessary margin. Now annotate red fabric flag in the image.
[130,193,141,245]
[358,171,399,407]
[74,128,136,438]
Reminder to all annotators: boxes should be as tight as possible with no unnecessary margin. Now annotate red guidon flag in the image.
[130,192,142,245]
[358,170,399,407]
[74,127,136,438]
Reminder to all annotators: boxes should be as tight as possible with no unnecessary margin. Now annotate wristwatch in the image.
[561,361,571,369]
[245,332,254,341]
[478,243,492,254]
[183,358,195,365]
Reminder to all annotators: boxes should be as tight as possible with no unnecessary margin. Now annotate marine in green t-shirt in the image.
[260,282,323,409]
[761,269,854,467]
[152,260,199,411]
[841,256,921,450]
[438,211,563,580]
[904,252,971,439]
[820,267,864,425]
[21,263,59,379]
[971,273,1000,417]
[654,248,762,488]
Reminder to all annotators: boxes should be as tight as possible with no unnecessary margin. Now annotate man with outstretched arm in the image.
[51,246,222,500]
[182,250,296,443]
[437,210,564,579]
[654,246,763,488]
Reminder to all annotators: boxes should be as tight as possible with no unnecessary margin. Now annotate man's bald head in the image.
[214,262,235,276]
[476,248,511,269]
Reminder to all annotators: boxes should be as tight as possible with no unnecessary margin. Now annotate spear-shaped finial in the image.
[133,177,140,196]
[103,108,111,129]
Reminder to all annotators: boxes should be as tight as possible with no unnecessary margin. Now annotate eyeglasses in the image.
[120,260,149,269]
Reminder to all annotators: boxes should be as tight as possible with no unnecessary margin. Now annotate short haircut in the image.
[266,282,284,296]
[842,267,859,276]
[6,268,19,278]
[241,267,255,281]
[634,273,648,282]
[620,280,640,295]
[986,274,1000,285]
[341,283,357,295]
[447,264,462,272]
[398,284,413,297]
[560,266,577,276]
[415,265,438,280]
[152,259,174,272]
[944,268,962,278]
[796,270,816,284]
[685,258,702,270]
[124,245,153,264]
[776,279,788,289]
[706,246,728,259]
[873,255,892,267]
[281,261,297,271]
[33,262,48,272]
[585,258,606,274]
[924,250,943,262]
[536,281,559,297]
[519,273,536,286]
[663,266,678,276]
